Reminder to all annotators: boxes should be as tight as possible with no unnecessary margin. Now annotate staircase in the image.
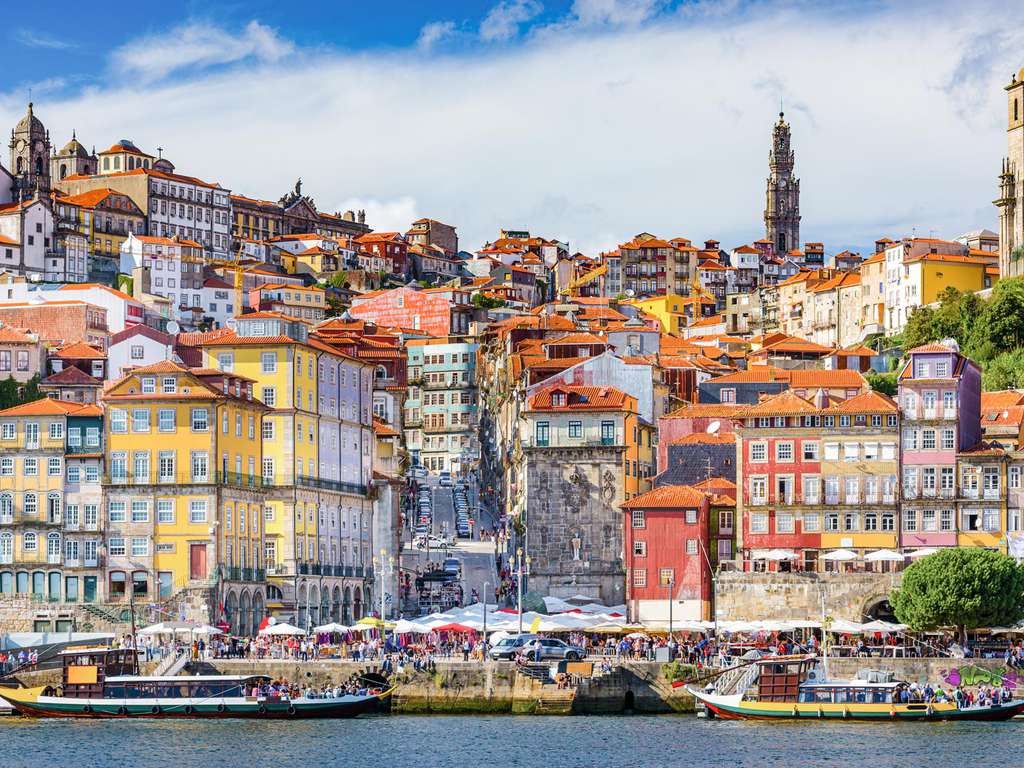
[152,651,189,677]
[713,662,760,696]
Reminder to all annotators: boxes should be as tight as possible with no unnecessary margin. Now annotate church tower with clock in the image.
[764,111,800,256]
[9,103,51,200]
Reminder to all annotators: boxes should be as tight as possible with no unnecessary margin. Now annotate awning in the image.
[821,549,859,561]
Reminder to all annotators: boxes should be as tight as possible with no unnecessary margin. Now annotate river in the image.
[0,714,1014,767]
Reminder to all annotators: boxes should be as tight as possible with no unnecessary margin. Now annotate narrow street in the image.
[399,473,497,614]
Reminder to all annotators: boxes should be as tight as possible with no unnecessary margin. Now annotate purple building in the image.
[898,341,982,551]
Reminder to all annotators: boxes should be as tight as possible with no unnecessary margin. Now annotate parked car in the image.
[409,467,428,479]
[439,471,453,487]
[442,557,461,574]
[416,534,451,549]
[489,635,585,661]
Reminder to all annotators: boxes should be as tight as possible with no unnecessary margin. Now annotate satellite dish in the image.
[166,321,180,335]
[624,289,636,298]
[706,420,721,435]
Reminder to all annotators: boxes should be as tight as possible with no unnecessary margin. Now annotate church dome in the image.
[14,103,44,134]
[60,135,90,158]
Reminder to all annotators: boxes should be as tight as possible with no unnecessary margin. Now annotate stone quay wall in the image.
[716,571,901,622]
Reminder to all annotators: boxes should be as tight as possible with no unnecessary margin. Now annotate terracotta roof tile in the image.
[621,485,707,510]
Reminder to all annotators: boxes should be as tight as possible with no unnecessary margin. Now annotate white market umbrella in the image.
[821,549,859,561]
[258,622,306,636]
[312,622,349,634]
[764,549,798,561]
[190,624,224,636]
[861,620,908,633]
[828,619,865,633]
[864,549,904,562]
[909,548,939,558]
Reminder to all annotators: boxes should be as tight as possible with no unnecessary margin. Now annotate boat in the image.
[0,646,391,719]
[688,655,1024,722]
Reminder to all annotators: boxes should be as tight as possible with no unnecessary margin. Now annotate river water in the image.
[1,714,1015,767]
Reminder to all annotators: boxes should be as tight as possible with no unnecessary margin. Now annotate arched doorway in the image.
[343,587,352,624]
[331,586,341,622]
[225,590,239,634]
[309,585,319,626]
[297,584,307,629]
[364,587,373,618]
[353,588,362,620]
[864,598,898,623]
[239,590,252,636]
[252,592,265,631]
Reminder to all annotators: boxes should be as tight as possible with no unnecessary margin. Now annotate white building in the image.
[120,232,205,322]
[107,324,176,378]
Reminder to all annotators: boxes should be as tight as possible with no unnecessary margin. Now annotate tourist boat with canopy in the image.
[0,647,391,719]
[688,655,1024,722]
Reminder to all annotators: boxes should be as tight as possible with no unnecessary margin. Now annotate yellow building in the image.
[905,252,991,306]
[622,293,690,336]
[56,188,146,259]
[102,360,268,634]
[0,399,104,603]
[202,312,377,626]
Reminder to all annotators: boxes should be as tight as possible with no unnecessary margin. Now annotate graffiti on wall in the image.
[940,665,1019,688]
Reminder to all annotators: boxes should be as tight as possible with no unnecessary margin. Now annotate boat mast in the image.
[820,589,830,680]
[129,586,140,675]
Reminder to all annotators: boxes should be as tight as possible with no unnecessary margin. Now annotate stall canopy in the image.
[258,622,306,636]
[821,549,859,561]
[864,549,904,562]
[908,548,939,558]
[312,623,349,634]
[763,549,798,561]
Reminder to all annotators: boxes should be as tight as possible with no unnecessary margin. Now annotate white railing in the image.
[825,495,839,505]
[943,408,957,419]
[984,488,1001,500]
[750,496,768,506]
[883,494,896,504]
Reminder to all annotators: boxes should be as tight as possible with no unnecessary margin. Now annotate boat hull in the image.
[689,688,1024,722]
[0,686,392,719]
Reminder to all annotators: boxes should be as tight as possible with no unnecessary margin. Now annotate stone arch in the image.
[225,590,239,634]
[343,586,352,624]
[353,587,362,620]
[239,590,252,636]
[252,592,265,631]
[297,583,308,629]
[331,586,341,622]
[320,588,329,624]
[309,585,320,626]
[862,594,898,623]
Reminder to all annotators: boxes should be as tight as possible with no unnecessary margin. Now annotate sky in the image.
[3,0,1022,257]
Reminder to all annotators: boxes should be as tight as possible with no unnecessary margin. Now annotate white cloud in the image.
[569,0,662,27]
[335,197,420,235]
[14,29,75,50]
[3,4,1016,258]
[480,0,544,42]
[109,20,293,83]
[417,21,457,52]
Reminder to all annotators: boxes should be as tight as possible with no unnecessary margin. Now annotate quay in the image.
[9,657,1013,716]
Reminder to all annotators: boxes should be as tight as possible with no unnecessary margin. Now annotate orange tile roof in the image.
[671,432,736,445]
[0,398,98,417]
[982,390,1024,410]
[904,252,988,266]
[620,485,707,510]
[736,390,821,417]
[706,366,865,388]
[545,332,607,346]
[907,343,955,354]
[528,384,632,411]
[0,327,36,344]
[663,403,742,419]
[53,341,105,360]
[830,390,898,413]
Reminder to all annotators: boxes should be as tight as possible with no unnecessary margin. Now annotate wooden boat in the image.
[689,656,1024,722]
[0,646,391,719]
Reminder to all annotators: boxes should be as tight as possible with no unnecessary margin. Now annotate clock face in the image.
[779,179,787,189]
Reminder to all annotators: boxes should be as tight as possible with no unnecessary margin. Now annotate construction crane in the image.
[559,263,607,297]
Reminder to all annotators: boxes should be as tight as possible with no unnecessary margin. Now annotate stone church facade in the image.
[997,68,1024,278]
[764,112,800,256]
[522,446,626,606]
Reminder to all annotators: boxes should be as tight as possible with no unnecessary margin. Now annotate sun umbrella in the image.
[909,548,939,558]
[864,549,904,562]
[258,622,306,636]
[821,549,859,561]
[312,622,349,634]
[763,549,798,561]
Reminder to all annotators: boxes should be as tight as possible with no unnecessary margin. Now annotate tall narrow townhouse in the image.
[308,337,376,624]
[0,399,103,603]
[62,403,105,604]
[103,361,268,634]
[897,342,983,553]
[202,312,376,627]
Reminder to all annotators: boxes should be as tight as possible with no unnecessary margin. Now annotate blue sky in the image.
[2,1,1020,255]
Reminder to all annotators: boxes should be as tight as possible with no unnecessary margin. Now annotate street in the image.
[400,473,498,614]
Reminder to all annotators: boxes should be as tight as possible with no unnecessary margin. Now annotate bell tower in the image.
[997,69,1024,279]
[764,111,800,257]
[9,103,51,200]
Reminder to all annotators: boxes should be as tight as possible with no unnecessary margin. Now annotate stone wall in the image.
[524,446,626,605]
[716,571,900,622]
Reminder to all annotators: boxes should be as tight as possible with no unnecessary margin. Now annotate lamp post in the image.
[513,547,530,636]
[661,577,675,637]
[696,537,718,645]
[482,579,490,661]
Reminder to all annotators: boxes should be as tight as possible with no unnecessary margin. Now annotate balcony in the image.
[844,494,859,505]
[294,476,368,495]
[944,408,957,419]
[750,496,768,506]
[984,488,1001,500]
[84,558,99,568]
[64,558,80,568]
[825,495,840,505]
[865,494,878,505]
[962,488,980,500]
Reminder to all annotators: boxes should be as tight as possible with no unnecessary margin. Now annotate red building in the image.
[622,485,711,623]
[355,232,408,277]
[348,285,471,337]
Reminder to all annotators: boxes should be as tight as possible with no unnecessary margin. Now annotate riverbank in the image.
[9,657,1012,716]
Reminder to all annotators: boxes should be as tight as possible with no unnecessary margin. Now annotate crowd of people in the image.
[252,673,380,701]
[0,648,38,675]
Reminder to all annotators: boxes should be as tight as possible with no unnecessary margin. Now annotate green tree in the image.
[865,371,897,396]
[901,306,936,351]
[890,548,1024,641]
[471,293,506,309]
[981,349,1024,391]
[974,278,1024,356]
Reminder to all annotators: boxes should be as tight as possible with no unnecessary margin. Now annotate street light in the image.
[482,579,490,661]
[696,538,719,645]
[512,547,529,636]
[660,576,675,637]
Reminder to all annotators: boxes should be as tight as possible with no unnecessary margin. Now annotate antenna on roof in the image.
[706,419,721,435]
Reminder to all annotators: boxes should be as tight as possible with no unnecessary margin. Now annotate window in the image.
[633,540,647,556]
[750,513,768,533]
[108,537,126,556]
[189,500,208,523]
[843,442,859,461]
[110,409,128,433]
[776,512,795,533]
[157,500,174,524]
[535,422,550,447]
[131,537,149,557]
[750,442,767,462]
[568,421,582,439]
[942,429,955,450]
[1011,466,1022,489]
[141,377,156,394]
[67,464,80,483]
[631,510,645,529]
[261,352,277,373]
[824,442,839,461]
[803,513,820,532]
[218,353,234,372]
[23,458,37,476]
[921,430,936,450]
[262,420,275,440]
[190,452,209,482]
[0,423,13,441]
[802,442,819,461]
[158,409,176,432]
[632,569,647,587]
[922,509,937,532]
[863,442,878,460]
[49,422,63,440]
[191,408,209,431]
[47,457,61,476]
[108,500,127,522]
[825,512,839,532]
[131,501,149,523]
[261,387,276,407]
[131,410,150,433]
[776,442,794,462]
[941,509,955,532]
[161,377,177,394]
